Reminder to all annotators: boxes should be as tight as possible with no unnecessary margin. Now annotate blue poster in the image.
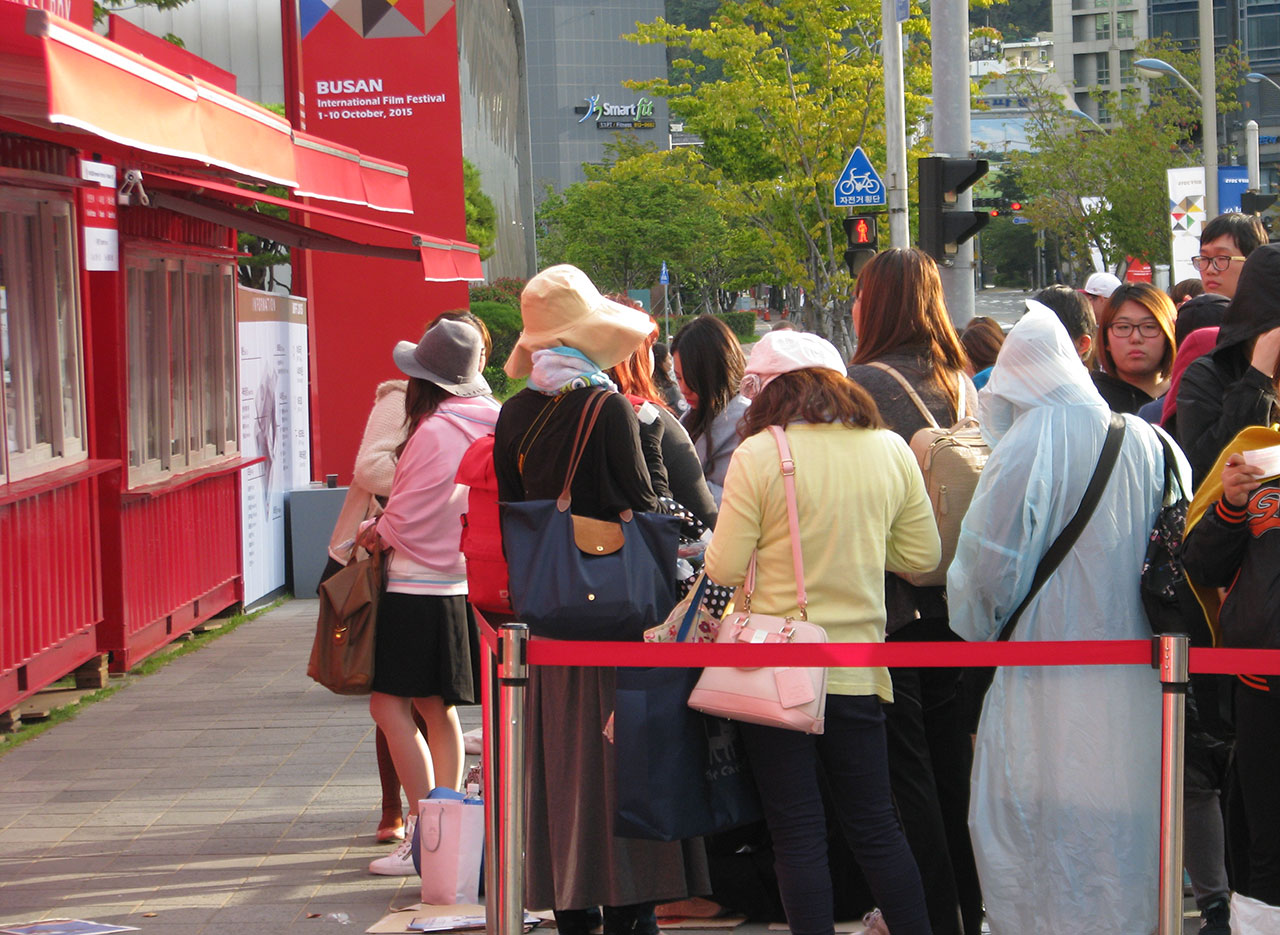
[1218,165,1250,214]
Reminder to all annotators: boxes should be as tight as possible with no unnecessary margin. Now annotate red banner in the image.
[289,0,469,478]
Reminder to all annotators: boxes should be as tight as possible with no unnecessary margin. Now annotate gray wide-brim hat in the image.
[393,317,491,397]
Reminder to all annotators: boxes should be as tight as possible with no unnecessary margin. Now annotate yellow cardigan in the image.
[705,422,940,700]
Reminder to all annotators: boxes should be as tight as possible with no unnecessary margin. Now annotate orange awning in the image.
[146,170,482,281]
[290,131,413,213]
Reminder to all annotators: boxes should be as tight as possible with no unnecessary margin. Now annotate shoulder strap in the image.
[556,390,611,507]
[742,426,808,619]
[866,362,938,428]
[1152,424,1182,507]
[997,412,1127,642]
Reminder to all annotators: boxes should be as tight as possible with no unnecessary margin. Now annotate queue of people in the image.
[321,214,1280,935]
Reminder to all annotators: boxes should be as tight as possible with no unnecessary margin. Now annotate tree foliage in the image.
[625,0,936,351]
[536,138,770,311]
[1009,37,1247,272]
[463,158,498,261]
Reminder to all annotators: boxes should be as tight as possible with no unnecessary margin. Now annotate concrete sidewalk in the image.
[0,599,442,933]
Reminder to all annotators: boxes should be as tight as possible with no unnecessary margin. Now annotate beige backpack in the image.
[868,363,988,588]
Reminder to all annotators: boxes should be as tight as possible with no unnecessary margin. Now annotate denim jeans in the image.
[739,693,933,935]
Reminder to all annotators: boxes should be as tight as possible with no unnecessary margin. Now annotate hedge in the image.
[470,300,523,398]
[658,310,757,344]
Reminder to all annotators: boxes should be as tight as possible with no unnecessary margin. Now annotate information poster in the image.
[1168,167,1206,285]
[77,160,118,272]
[238,288,310,605]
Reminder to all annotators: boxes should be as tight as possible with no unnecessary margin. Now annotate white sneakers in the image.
[368,814,417,876]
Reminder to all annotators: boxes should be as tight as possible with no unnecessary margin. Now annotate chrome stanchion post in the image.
[482,619,500,935]
[497,624,529,935]
[1156,633,1190,935]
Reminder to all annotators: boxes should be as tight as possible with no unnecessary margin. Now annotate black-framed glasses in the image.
[1191,254,1247,272]
[1108,321,1163,339]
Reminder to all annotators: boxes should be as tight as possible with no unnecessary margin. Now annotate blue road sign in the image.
[834,147,886,207]
[1012,216,1031,224]
[895,0,909,22]
[659,261,669,284]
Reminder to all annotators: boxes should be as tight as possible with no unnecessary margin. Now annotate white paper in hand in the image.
[1242,444,1280,480]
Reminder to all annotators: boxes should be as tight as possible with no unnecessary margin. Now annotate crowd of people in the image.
[322,211,1280,935]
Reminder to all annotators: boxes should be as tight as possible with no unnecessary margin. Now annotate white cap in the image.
[740,330,847,400]
[1080,271,1123,298]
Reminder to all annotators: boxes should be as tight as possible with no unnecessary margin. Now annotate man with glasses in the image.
[1194,213,1268,300]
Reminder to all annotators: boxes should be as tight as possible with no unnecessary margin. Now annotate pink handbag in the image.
[687,425,827,734]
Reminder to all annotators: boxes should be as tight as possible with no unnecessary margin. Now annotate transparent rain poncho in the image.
[948,304,1187,935]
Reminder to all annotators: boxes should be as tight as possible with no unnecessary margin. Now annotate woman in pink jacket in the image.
[358,318,500,876]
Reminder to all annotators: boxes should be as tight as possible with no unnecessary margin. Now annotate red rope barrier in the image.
[476,618,1280,675]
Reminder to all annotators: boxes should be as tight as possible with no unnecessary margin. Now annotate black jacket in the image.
[1175,244,1280,487]
[1183,488,1280,651]
[1091,370,1156,415]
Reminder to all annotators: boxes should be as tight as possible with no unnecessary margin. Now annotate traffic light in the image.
[918,156,990,262]
[843,215,879,276]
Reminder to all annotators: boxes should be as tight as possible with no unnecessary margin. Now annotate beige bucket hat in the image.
[504,264,656,378]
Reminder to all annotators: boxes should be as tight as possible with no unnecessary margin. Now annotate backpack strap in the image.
[997,412,1127,642]
[866,362,938,428]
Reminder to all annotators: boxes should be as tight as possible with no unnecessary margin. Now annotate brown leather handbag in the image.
[308,543,386,694]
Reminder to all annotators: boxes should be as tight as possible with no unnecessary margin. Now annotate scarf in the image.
[528,347,617,396]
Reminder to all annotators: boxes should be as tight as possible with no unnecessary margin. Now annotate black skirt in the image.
[371,591,478,704]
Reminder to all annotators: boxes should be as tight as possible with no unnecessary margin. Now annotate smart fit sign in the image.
[288,0,469,479]
[574,94,657,130]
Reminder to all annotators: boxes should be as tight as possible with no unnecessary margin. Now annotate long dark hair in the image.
[671,315,745,445]
[851,248,969,418]
[395,377,452,458]
[739,369,883,438]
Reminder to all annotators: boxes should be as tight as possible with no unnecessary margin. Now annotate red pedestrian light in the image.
[1010,201,1022,211]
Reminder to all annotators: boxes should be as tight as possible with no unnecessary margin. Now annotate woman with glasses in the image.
[1090,282,1177,414]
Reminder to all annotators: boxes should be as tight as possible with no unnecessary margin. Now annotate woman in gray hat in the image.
[358,317,501,876]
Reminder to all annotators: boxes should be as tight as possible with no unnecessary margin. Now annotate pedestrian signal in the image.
[844,215,878,248]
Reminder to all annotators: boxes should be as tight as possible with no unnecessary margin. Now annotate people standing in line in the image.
[652,341,688,415]
[1183,449,1280,916]
[1134,292,1229,426]
[359,319,500,875]
[705,329,940,935]
[493,265,708,935]
[1177,241,1280,487]
[1195,212,1269,301]
[1089,282,1176,415]
[1079,270,1122,323]
[949,305,1176,935]
[845,247,982,935]
[605,311,717,528]
[324,309,492,847]
[1033,286,1096,363]
[671,316,750,505]
[959,316,1004,390]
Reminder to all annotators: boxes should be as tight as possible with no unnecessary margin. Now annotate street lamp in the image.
[1134,58,1201,100]
[1065,107,1107,132]
[1246,72,1280,95]
[1135,56,1218,219]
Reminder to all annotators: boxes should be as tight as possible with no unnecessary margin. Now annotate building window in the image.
[1095,13,1111,40]
[1096,52,1111,85]
[1116,11,1135,38]
[1120,50,1136,84]
[125,253,237,484]
[0,188,86,484]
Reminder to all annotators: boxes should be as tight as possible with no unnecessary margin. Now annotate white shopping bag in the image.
[415,792,484,905]
[1231,892,1280,934]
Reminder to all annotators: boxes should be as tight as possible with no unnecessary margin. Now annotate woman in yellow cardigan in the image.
[705,330,940,935]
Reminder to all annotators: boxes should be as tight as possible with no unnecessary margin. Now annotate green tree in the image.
[463,158,498,261]
[1010,37,1247,272]
[627,0,936,350]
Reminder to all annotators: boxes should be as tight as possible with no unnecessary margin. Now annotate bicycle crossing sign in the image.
[833,147,886,208]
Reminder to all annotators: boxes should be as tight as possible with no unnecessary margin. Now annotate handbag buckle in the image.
[780,457,796,476]
[779,621,796,641]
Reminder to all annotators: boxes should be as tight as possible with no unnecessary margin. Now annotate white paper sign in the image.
[78,160,118,271]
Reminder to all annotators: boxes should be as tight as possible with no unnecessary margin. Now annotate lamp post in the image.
[1065,107,1107,132]
[1136,55,1218,219]
[1246,72,1280,95]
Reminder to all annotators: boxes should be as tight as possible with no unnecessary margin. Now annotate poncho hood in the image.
[977,302,1107,446]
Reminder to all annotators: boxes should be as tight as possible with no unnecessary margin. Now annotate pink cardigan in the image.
[376,396,500,592]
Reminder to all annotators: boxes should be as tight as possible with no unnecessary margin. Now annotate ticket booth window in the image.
[0,188,86,484]
[126,253,237,485]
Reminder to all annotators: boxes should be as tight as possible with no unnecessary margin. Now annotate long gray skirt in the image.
[524,665,710,911]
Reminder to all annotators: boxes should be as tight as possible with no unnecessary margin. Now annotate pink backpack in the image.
[454,434,512,615]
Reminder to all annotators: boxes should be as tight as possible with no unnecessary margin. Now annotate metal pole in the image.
[931,0,976,325]
[1247,120,1261,191]
[1156,633,1190,935]
[1199,0,1218,219]
[496,624,529,935]
[882,0,909,248]
[482,618,500,935]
